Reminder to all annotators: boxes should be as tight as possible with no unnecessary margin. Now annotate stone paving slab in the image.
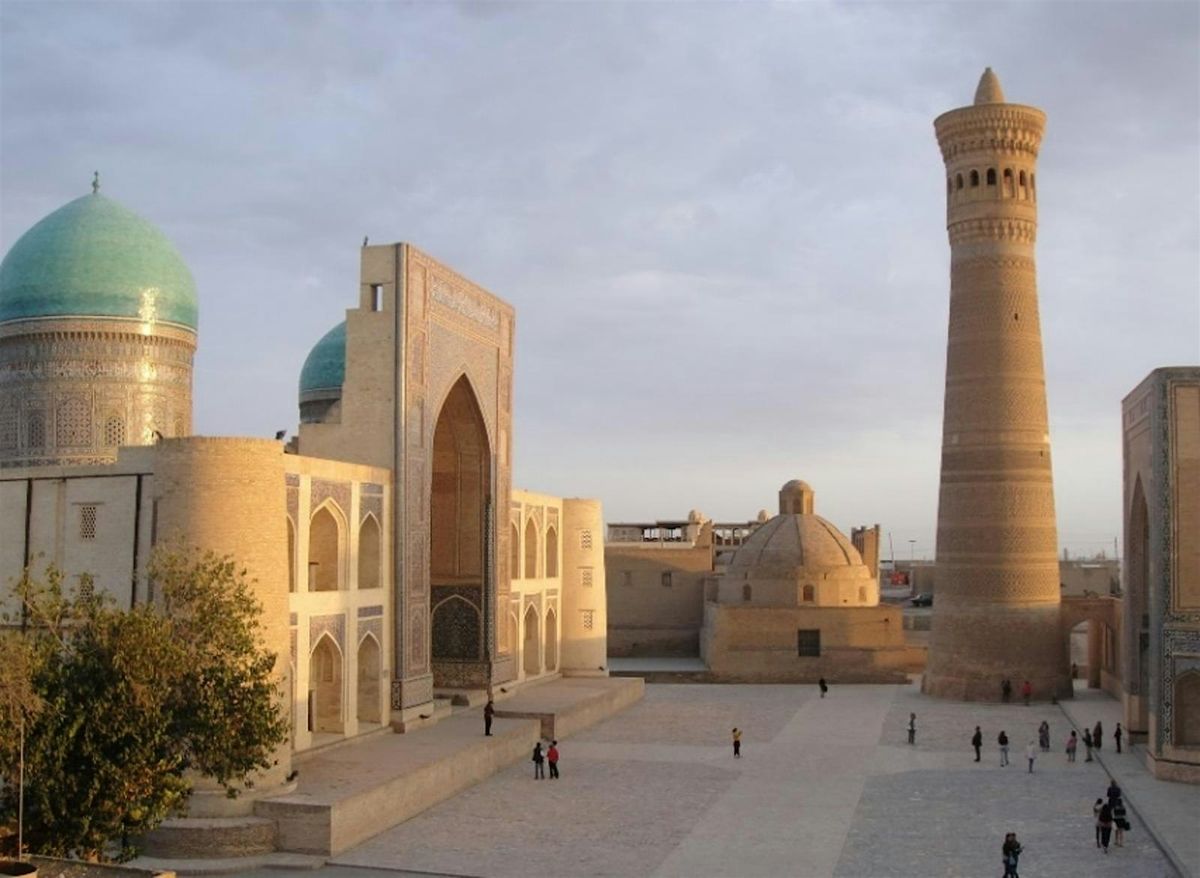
[231,681,1184,878]
[1059,685,1200,877]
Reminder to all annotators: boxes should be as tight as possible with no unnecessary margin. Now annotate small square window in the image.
[797,629,821,657]
[79,504,98,540]
[581,567,593,588]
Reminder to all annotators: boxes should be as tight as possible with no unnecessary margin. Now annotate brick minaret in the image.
[922,69,1069,701]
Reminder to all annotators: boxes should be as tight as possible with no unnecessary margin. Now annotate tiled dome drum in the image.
[0,185,198,467]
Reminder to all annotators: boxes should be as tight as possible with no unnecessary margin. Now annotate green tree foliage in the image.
[0,549,288,861]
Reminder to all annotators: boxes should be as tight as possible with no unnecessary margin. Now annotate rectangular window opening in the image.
[661,571,673,588]
[371,283,383,311]
[79,503,99,540]
[797,628,821,657]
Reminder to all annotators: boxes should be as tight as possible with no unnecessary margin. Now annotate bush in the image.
[0,548,288,861]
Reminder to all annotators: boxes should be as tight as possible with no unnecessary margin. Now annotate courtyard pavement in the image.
[269,680,1190,878]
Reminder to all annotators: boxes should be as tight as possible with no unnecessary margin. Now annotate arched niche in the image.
[357,634,382,724]
[544,607,558,672]
[309,503,344,592]
[546,527,558,578]
[523,604,540,677]
[358,513,381,590]
[525,518,538,580]
[309,634,344,734]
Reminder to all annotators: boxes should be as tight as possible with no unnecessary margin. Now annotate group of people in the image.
[482,698,561,780]
[1093,779,1132,854]
[999,678,1034,705]
[970,718,1124,769]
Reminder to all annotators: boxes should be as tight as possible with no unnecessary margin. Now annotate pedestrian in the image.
[484,698,495,736]
[907,713,916,745]
[1093,720,1103,751]
[1093,798,1104,848]
[1066,730,1078,763]
[818,677,828,698]
[1098,800,1114,853]
[732,727,742,758]
[971,726,983,762]
[1002,832,1023,878]
[998,730,1010,767]
[1106,778,1122,807]
[1001,678,1012,703]
[1112,797,1129,847]
[1083,728,1094,762]
[1021,679,1032,706]
[1025,740,1037,773]
[547,740,560,779]
[532,741,545,779]
[1114,723,1123,754]
[1038,720,1050,752]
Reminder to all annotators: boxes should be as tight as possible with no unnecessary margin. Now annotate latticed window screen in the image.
[797,629,821,657]
[77,575,95,601]
[579,529,593,551]
[581,609,595,630]
[79,504,98,540]
[0,406,17,450]
[581,567,593,588]
[27,413,46,448]
[104,417,125,447]
[56,397,91,447]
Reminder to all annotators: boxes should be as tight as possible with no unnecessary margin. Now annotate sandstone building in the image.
[1118,367,1200,782]
[0,183,609,818]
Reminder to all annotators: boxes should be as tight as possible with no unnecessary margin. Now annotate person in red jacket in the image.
[1021,680,1032,706]
[547,740,560,779]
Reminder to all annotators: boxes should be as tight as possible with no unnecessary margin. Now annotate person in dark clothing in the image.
[907,713,916,745]
[1098,801,1114,853]
[1001,678,1012,703]
[972,726,983,762]
[1093,720,1103,751]
[1083,728,1094,762]
[1106,779,1122,807]
[818,678,828,698]
[732,727,742,758]
[998,730,1010,767]
[532,741,545,779]
[1112,797,1128,847]
[1002,832,1023,878]
[1114,723,1123,754]
[484,699,495,736]
[547,740,560,779]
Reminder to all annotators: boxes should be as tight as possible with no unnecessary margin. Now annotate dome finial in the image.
[92,171,100,195]
[973,67,1005,105]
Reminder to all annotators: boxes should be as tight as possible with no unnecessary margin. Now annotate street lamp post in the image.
[908,540,917,595]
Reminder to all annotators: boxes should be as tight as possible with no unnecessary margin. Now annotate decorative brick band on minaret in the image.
[922,69,1070,702]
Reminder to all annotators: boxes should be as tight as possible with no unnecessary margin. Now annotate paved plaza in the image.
[247,680,1187,878]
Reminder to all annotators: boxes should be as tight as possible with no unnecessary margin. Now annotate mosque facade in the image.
[0,185,609,817]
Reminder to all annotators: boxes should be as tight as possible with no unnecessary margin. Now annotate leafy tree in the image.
[0,549,288,861]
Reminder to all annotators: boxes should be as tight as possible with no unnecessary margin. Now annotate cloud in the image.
[2,0,1196,557]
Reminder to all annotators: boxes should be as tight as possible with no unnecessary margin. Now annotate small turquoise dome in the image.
[0,191,198,330]
[299,321,346,397]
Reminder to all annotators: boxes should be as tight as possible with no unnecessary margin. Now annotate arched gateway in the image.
[429,375,494,688]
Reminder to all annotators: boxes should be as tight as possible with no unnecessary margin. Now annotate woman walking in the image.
[1093,798,1104,848]
[1083,728,1094,762]
[1038,720,1050,752]
[1002,832,1023,878]
[1066,730,1078,763]
[1098,800,1114,853]
[1112,797,1128,847]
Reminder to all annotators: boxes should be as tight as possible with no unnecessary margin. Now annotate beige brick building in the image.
[0,187,609,817]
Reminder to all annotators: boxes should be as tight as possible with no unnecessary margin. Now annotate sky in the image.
[1,1,1197,560]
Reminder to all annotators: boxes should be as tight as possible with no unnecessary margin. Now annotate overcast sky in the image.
[2,1,1197,559]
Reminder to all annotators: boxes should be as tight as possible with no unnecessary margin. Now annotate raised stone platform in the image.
[252,675,642,858]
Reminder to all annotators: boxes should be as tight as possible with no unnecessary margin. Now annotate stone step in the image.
[138,815,277,859]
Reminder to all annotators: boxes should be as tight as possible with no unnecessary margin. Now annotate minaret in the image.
[922,69,1069,701]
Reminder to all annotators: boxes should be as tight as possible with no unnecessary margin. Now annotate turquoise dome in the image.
[299,321,346,396]
[0,191,198,330]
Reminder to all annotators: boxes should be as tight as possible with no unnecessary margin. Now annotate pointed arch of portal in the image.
[429,374,493,689]
[1124,474,1151,734]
